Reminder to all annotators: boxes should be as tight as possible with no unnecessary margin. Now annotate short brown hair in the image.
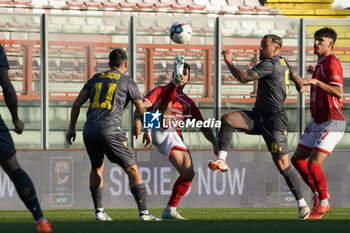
[109,48,128,68]
[263,34,282,48]
[314,27,337,47]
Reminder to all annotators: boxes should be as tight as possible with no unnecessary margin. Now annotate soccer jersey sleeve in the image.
[82,76,94,92]
[327,57,343,86]
[143,87,162,107]
[252,58,274,79]
[128,79,142,102]
[0,45,9,71]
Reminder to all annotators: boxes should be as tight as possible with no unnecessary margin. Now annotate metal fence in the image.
[0,13,349,151]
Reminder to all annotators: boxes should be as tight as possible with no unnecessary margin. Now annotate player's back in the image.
[83,70,141,132]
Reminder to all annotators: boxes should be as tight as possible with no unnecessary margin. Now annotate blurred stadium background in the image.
[0,0,350,215]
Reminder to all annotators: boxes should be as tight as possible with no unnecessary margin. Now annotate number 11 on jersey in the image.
[91,82,117,109]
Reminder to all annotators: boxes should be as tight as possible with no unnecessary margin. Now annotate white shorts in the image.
[298,119,346,155]
[151,127,188,159]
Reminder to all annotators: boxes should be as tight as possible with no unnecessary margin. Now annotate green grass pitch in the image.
[1,208,350,233]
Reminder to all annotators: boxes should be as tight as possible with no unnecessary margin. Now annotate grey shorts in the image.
[240,110,289,158]
[83,129,135,169]
[0,117,16,161]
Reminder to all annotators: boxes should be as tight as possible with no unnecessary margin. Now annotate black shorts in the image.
[83,129,136,169]
[0,117,16,161]
[240,110,289,158]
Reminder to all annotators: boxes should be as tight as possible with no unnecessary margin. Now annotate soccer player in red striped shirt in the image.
[134,54,218,219]
[291,27,346,219]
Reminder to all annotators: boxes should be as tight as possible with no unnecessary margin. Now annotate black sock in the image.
[280,165,303,200]
[218,120,234,151]
[90,187,103,212]
[130,183,148,213]
[9,168,43,221]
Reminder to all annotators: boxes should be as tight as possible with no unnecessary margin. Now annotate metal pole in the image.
[298,18,306,139]
[214,17,222,136]
[129,16,136,147]
[40,13,49,149]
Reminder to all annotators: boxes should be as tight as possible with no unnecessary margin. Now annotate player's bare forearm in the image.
[69,104,80,130]
[303,78,343,98]
[290,72,306,92]
[134,99,152,123]
[226,62,258,83]
[69,89,89,130]
[0,70,19,121]
[134,101,145,122]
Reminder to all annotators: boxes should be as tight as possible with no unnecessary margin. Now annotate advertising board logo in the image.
[143,110,161,129]
[50,157,73,207]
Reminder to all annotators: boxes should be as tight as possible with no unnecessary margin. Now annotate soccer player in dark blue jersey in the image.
[0,45,52,232]
[209,34,310,219]
[66,48,159,221]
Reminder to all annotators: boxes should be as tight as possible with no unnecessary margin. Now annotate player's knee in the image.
[274,158,289,172]
[181,169,195,180]
[124,165,138,176]
[221,114,230,123]
[0,153,20,175]
[221,114,235,129]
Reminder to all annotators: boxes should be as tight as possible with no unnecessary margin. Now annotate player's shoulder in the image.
[259,56,278,66]
[327,54,341,65]
[178,93,197,106]
[145,86,161,97]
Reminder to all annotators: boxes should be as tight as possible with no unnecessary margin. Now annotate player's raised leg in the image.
[273,154,310,219]
[155,53,184,110]
[209,112,250,172]
[162,149,194,220]
[1,154,52,232]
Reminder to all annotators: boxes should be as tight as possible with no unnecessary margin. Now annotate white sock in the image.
[319,199,329,207]
[140,210,149,215]
[96,207,104,212]
[297,198,308,207]
[34,217,46,224]
[165,205,176,213]
[218,151,227,161]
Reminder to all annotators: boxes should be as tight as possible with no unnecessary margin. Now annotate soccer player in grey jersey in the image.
[209,34,311,219]
[66,49,159,221]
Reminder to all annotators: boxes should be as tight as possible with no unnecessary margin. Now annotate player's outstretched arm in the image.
[66,89,89,145]
[0,69,24,134]
[302,78,343,99]
[290,72,308,93]
[222,49,259,84]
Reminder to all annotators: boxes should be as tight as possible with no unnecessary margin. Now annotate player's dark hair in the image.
[109,48,128,68]
[184,62,190,81]
[314,27,337,45]
[263,34,282,48]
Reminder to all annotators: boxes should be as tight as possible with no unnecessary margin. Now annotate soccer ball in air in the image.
[170,22,192,44]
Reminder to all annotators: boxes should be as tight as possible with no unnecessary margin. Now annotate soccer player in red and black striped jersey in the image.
[0,45,52,232]
[66,48,159,221]
[291,28,346,219]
